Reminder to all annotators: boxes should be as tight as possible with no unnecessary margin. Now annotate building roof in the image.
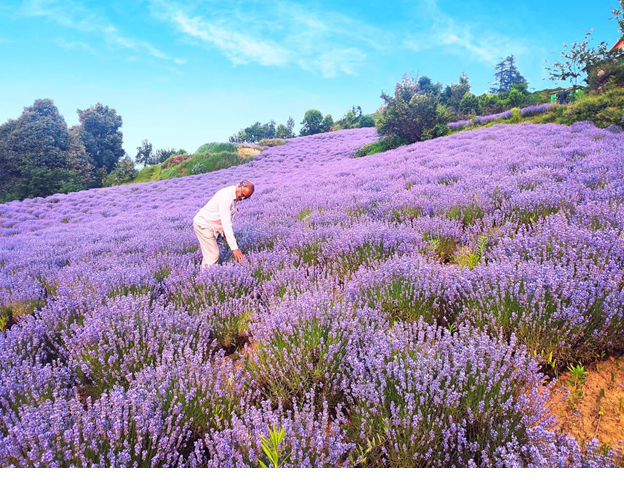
[609,37,624,53]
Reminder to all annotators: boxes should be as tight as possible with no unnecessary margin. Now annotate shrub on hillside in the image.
[161,154,191,169]
[565,88,624,127]
[358,115,376,128]
[133,165,161,183]
[103,158,138,187]
[333,107,376,130]
[152,148,187,166]
[347,321,581,468]
[477,93,506,115]
[589,59,624,91]
[378,75,451,143]
[7,162,84,201]
[258,139,286,147]
[195,142,239,155]
[354,136,407,157]
[160,151,245,179]
[459,92,481,116]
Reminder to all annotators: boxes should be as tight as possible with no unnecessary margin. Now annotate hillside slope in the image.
[0,124,623,467]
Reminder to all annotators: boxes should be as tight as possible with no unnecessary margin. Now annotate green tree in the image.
[66,125,94,187]
[229,120,277,143]
[275,116,296,138]
[336,106,366,129]
[77,103,125,175]
[477,93,503,115]
[1,99,70,169]
[300,109,324,136]
[286,116,295,136]
[505,86,526,108]
[545,30,609,87]
[459,92,481,116]
[441,73,471,113]
[12,162,82,201]
[418,76,443,96]
[0,98,71,200]
[357,115,376,127]
[490,55,528,94]
[321,114,334,132]
[104,157,138,186]
[135,139,154,167]
[378,75,451,143]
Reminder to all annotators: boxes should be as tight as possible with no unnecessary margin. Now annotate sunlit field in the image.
[1,123,623,467]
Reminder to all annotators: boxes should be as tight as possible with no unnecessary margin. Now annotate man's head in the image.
[236,180,255,201]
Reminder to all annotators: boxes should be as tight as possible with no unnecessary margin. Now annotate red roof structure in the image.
[609,38,624,53]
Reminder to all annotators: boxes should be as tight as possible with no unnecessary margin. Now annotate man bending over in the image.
[193,180,254,268]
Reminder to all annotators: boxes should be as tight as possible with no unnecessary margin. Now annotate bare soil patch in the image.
[551,353,624,453]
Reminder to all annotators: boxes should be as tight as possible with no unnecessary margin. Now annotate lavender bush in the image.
[1,124,623,466]
[449,103,557,131]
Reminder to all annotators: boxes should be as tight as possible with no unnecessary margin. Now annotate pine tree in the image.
[490,55,528,94]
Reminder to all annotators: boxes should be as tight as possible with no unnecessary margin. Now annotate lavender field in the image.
[1,123,624,467]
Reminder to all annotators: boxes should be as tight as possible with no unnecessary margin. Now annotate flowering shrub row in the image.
[448,103,557,131]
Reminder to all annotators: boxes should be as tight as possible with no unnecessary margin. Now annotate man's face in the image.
[237,185,253,201]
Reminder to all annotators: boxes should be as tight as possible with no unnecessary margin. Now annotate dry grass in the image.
[238,146,263,158]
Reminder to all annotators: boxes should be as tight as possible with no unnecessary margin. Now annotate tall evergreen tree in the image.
[490,55,528,93]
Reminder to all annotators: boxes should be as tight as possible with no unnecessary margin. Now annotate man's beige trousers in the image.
[193,222,220,268]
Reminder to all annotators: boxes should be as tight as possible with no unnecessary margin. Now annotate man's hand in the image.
[232,249,245,263]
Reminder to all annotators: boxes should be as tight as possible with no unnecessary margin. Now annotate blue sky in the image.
[0,0,621,156]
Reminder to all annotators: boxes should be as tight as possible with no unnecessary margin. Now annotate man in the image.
[193,180,254,268]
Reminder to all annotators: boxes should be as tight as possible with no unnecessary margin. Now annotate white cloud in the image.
[147,0,379,77]
[402,1,530,66]
[55,37,97,55]
[21,0,185,65]
[301,48,367,77]
[173,12,289,67]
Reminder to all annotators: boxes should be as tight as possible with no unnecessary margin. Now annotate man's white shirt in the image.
[193,185,239,251]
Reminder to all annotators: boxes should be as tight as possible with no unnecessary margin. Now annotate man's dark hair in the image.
[239,180,255,194]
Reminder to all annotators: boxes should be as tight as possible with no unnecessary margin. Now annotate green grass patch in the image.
[354,136,408,157]
[133,165,162,183]
[195,142,239,155]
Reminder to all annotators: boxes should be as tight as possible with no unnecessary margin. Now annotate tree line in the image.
[0,99,125,202]
[228,105,376,144]
[229,54,536,150]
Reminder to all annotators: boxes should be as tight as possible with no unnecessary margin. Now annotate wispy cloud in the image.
[55,37,97,55]
[173,12,290,67]
[20,0,185,65]
[147,0,386,77]
[402,0,530,66]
